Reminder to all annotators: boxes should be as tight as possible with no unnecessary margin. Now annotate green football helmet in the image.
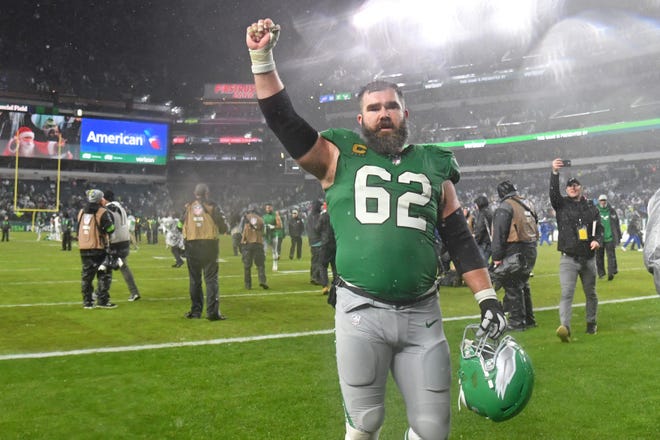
[458,324,534,422]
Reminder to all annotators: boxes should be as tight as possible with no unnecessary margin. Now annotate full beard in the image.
[361,119,408,156]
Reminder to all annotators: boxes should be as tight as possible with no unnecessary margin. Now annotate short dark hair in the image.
[102,189,115,202]
[357,80,405,107]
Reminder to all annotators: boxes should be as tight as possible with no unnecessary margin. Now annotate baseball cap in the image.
[86,189,104,203]
[566,177,580,186]
[598,194,607,201]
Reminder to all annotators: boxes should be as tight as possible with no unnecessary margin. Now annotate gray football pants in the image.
[335,287,450,440]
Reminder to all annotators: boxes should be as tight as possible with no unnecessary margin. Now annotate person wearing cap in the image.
[102,189,141,301]
[77,189,116,309]
[491,180,539,331]
[179,183,228,320]
[550,159,603,342]
[595,194,621,281]
[287,208,304,260]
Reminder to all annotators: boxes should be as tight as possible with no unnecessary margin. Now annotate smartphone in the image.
[562,159,572,167]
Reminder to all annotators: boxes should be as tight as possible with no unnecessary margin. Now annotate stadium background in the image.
[1,0,659,227]
[1,2,659,439]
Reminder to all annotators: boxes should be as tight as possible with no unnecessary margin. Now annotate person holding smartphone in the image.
[550,158,603,342]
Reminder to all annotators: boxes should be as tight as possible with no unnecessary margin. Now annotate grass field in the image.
[0,232,658,439]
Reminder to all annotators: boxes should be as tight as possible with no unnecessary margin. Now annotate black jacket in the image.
[549,173,603,258]
[473,207,493,248]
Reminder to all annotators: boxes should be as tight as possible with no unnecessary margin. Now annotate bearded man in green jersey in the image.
[246,18,506,440]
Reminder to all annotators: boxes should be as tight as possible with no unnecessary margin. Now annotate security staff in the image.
[491,180,538,331]
[180,183,228,320]
[77,189,116,308]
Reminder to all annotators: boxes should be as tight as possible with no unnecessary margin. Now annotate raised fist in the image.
[246,18,279,50]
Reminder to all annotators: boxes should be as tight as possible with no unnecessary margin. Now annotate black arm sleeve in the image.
[438,208,487,274]
[258,88,319,159]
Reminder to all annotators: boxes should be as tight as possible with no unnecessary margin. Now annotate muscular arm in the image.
[438,181,492,293]
[249,24,338,187]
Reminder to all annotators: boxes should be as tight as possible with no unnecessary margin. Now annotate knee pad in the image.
[345,423,381,440]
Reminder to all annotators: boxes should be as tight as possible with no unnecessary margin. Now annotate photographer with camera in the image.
[102,189,141,302]
[77,189,116,309]
[241,204,268,290]
[180,183,229,320]
[491,180,539,331]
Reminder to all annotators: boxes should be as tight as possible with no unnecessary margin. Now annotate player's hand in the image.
[246,18,280,50]
[477,298,507,339]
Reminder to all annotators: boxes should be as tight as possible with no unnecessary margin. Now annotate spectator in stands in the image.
[550,159,603,342]
[473,195,492,264]
[596,194,621,281]
[241,204,268,290]
[103,189,141,301]
[179,183,228,320]
[287,208,304,260]
[491,180,538,331]
[77,189,116,308]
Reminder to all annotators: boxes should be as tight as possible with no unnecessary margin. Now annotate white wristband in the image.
[248,24,280,75]
[474,288,497,304]
[250,48,276,74]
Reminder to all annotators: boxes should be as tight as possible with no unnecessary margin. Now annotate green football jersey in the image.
[322,128,460,303]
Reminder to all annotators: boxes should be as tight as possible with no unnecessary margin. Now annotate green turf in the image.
[0,233,658,439]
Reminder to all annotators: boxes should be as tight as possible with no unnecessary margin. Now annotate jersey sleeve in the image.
[320,128,364,154]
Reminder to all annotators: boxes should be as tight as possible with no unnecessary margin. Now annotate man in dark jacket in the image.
[491,181,538,331]
[473,195,492,265]
[287,208,305,260]
[317,205,337,296]
[550,159,603,342]
[77,189,116,308]
[306,199,324,285]
[596,194,622,281]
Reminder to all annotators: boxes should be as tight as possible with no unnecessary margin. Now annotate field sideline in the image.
[0,233,658,439]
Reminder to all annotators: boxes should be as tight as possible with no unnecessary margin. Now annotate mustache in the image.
[377,119,394,130]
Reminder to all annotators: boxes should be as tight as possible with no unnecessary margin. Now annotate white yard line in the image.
[0,295,656,361]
